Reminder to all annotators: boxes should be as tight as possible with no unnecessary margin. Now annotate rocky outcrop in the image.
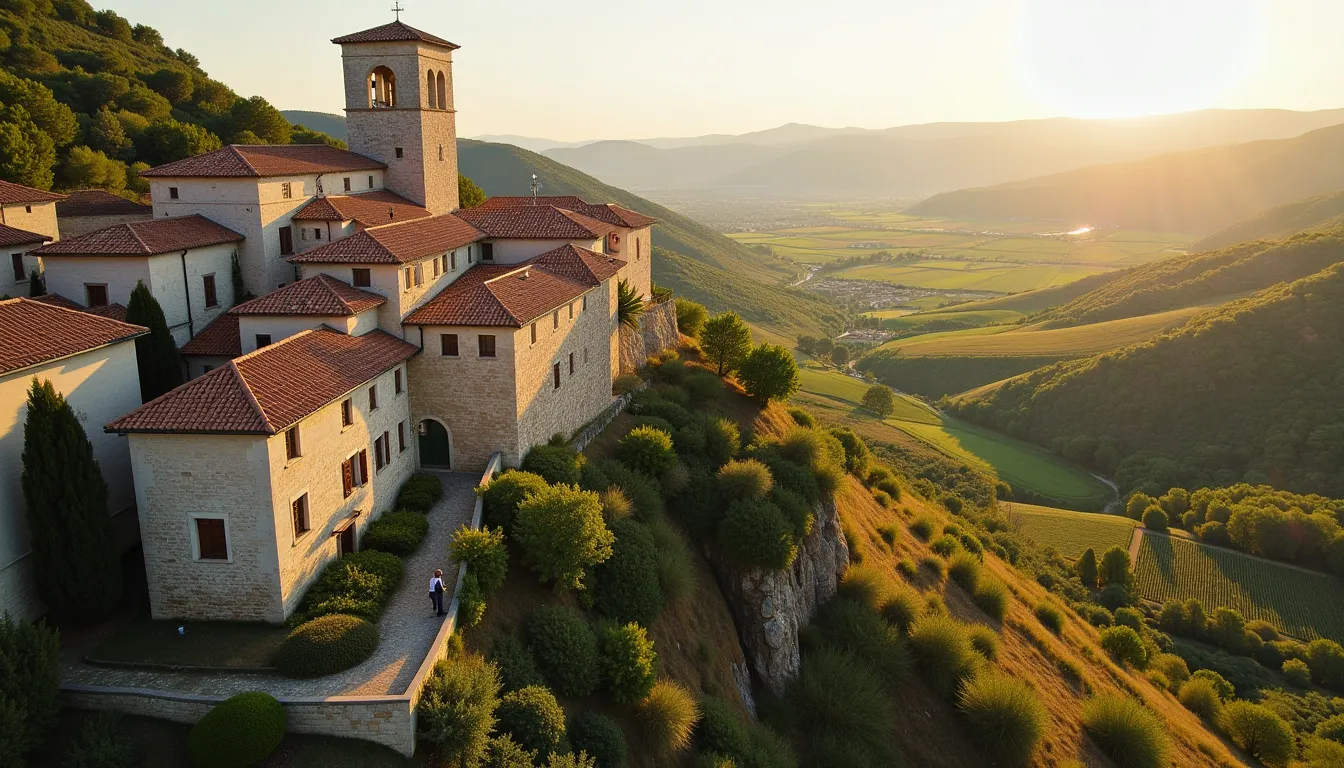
[713,495,850,696]
[619,298,679,373]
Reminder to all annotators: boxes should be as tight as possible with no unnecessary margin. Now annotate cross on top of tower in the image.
[391,2,404,21]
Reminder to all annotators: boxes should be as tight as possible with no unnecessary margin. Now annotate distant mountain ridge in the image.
[1192,190,1344,251]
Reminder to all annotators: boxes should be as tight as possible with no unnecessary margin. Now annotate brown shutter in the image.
[342,458,353,497]
[383,431,391,464]
[359,450,369,485]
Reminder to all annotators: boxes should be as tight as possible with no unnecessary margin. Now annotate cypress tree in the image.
[20,379,122,625]
[27,269,44,297]
[1077,547,1098,591]
[124,280,183,402]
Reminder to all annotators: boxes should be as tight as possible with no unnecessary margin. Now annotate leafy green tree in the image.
[1125,492,1154,520]
[0,71,77,147]
[191,78,237,117]
[80,107,132,158]
[417,652,501,767]
[58,146,127,192]
[598,622,657,704]
[1077,547,1098,590]
[125,280,184,402]
[830,345,850,365]
[126,161,151,195]
[290,124,345,148]
[861,384,896,418]
[72,74,131,115]
[116,84,172,123]
[616,279,644,331]
[513,484,614,592]
[674,298,707,338]
[135,119,221,166]
[21,379,122,625]
[459,173,486,208]
[0,104,56,189]
[700,312,753,376]
[1142,506,1169,532]
[737,343,800,403]
[1098,546,1131,588]
[144,68,193,105]
[227,95,290,144]
[0,614,61,765]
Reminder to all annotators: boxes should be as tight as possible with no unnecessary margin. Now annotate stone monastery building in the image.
[0,19,672,624]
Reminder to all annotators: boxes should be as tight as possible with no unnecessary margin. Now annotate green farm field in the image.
[1005,503,1138,558]
[834,260,1113,293]
[1134,534,1344,642]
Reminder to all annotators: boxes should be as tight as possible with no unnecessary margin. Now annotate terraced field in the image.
[1006,504,1138,558]
[1134,534,1344,642]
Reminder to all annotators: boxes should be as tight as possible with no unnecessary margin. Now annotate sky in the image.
[98,0,1344,142]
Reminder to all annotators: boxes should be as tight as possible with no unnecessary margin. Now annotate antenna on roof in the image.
[530,174,540,205]
[391,1,404,21]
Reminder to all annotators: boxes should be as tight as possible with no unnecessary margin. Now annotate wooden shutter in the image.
[279,226,294,255]
[375,436,385,471]
[382,431,391,465]
[342,458,354,497]
[196,518,227,560]
[203,275,217,308]
[358,450,369,485]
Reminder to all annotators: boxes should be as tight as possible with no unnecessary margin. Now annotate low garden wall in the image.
[60,453,502,758]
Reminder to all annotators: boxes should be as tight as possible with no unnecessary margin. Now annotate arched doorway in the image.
[418,419,451,468]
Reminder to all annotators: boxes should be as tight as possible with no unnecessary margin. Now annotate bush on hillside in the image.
[591,519,664,627]
[788,408,817,428]
[457,573,486,628]
[684,370,725,403]
[598,622,658,704]
[568,711,626,768]
[292,550,403,624]
[752,449,821,503]
[911,515,936,540]
[0,614,60,760]
[896,557,918,580]
[1315,714,1344,743]
[695,697,751,761]
[1176,677,1222,721]
[417,652,501,766]
[275,614,379,679]
[880,589,924,632]
[514,484,613,592]
[596,459,665,520]
[786,647,900,767]
[828,428,871,477]
[818,597,910,684]
[496,686,566,757]
[488,635,544,693]
[1307,738,1344,767]
[521,441,583,486]
[638,680,700,757]
[1080,695,1169,768]
[738,343,801,402]
[63,712,138,768]
[773,488,815,541]
[485,733,537,767]
[545,752,598,768]
[1219,701,1294,768]
[646,516,696,605]
[1308,639,1344,689]
[660,461,691,497]
[1141,506,1168,532]
[450,525,509,593]
[1149,654,1189,688]
[947,551,981,590]
[1100,626,1148,668]
[704,417,740,468]
[921,554,949,580]
[931,534,961,557]
[360,510,429,556]
[618,425,677,477]
[908,615,982,699]
[1191,669,1235,701]
[1283,658,1312,687]
[836,564,893,610]
[1035,603,1064,634]
[717,459,773,502]
[718,499,797,571]
[187,692,285,768]
[526,606,599,697]
[967,625,1000,661]
[480,470,549,530]
[872,490,893,508]
[598,487,634,523]
[957,671,1047,767]
[1098,546,1132,588]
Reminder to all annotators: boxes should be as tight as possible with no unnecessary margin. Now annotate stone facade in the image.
[612,225,653,298]
[237,309,378,354]
[0,340,142,620]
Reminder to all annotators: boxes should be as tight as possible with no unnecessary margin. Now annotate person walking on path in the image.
[429,569,446,617]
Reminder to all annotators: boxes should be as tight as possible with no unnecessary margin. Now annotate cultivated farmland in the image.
[1134,534,1344,642]
[1005,504,1138,558]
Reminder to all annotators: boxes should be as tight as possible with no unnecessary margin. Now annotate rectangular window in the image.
[582,294,588,311]
[450,252,456,271]
[382,430,391,465]
[169,187,179,200]
[300,229,308,242]
[368,175,374,189]
[10,253,23,282]
[285,425,301,460]
[395,147,404,159]
[481,242,494,262]
[530,323,537,345]
[468,248,473,264]
[343,177,351,192]
[583,348,589,364]
[432,258,440,277]
[85,284,108,307]
[375,434,386,472]
[359,450,368,485]
[568,352,574,375]
[195,518,228,560]
[341,398,353,426]
[414,264,423,286]
[568,303,574,320]
[203,274,218,308]
[255,334,272,349]
[394,368,403,394]
[479,335,496,358]
[281,182,293,199]
[553,310,559,329]
[398,422,406,452]
[368,385,378,411]
[441,333,459,356]
[553,363,561,390]
[292,494,310,538]
[279,226,294,256]
[403,267,411,291]
[314,228,322,241]
[352,268,371,288]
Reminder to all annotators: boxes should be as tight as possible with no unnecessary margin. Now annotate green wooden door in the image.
[418,420,451,468]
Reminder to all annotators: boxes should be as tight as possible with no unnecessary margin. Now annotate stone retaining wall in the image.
[619,298,679,374]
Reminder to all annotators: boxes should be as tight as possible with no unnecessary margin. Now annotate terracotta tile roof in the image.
[56,189,152,217]
[33,215,243,257]
[0,223,48,248]
[531,244,625,286]
[87,303,129,322]
[0,180,65,206]
[231,275,385,316]
[108,328,419,435]
[180,313,241,357]
[0,297,147,376]
[292,190,431,227]
[140,145,385,179]
[31,293,85,311]
[403,262,593,327]
[476,196,657,228]
[32,293,129,322]
[288,213,483,265]
[332,20,459,50]
[454,205,619,240]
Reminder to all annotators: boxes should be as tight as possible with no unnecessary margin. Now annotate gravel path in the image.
[61,471,478,698]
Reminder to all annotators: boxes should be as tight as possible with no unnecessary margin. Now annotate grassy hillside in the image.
[1034,229,1344,328]
[952,262,1344,498]
[1193,189,1344,251]
[457,140,843,338]
[859,353,1072,400]
[911,122,1344,235]
[1005,503,1139,558]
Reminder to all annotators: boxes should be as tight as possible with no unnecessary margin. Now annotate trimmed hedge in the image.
[569,711,626,768]
[480,470,549,531]
[275,614,379,679]
[496,685,566,757]
[187,692,286,768]
[292,550,403,625]
[527,605,600,697]
[396,473,443,513]
[360,510,429,556]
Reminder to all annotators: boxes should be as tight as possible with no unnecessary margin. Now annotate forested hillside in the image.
[1034,229,1344,328]
[0,0,340,195]
[1193,189,1344,251]
[458,139,845,338]
[952,263,1344,497]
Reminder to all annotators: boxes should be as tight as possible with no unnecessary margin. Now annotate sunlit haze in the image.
[93,0,1344,140]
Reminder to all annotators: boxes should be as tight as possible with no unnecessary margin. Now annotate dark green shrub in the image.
[1308,639,1344,689]
[0,614,59,760]
[598,622,658,704]
[696,696,751,761]
[187,692,285,768]
[931,534,960,557]
[661,459,691,496]
[481,470,549,530]
[527,605,599,697]
[828,428,870,476]
[1246,620,1280,642]
[497,686,566,757]
[568,711,626,768]
[397,489,434,513]
[1219,701,1294,768]
[958,532,984,557]
[674,463,720,540]
[1315,713,1344,743]
[1080,695,1169,768]
[63,712,137,768]
[1149,654,1189,688]
[546,751,598,768]
[911,515,936,540]
[1141,506,1168,532]
[874,478,902,500]
[718,499,797,570]
[449,525,508,594]
[684,370,724,402]
[1095,584,1132,611]
[1035,603,1064,634]
[635,396,696,430]
[619,425,677,477]
[647,516,696,605]
[515,484,614,592]
[275,614,379,678]
[1283,658,1312,687]
[403,473,444,501]
[361,510,429,556]
[880,589,923,632]
[717,459,773,502]
[1100,626,1148,668]
[967,625,999,661]
[972,577,1009,622]
[788,408,816,428]
[771,488,814,542]
[1177,678,1222,721]
[597,460,665,520]
[957,671,1046,767]
[818,597,910,684]
[948,551,980,589]
[672,423,707,457]
[485,733,537,767]
[591,519,664,627]
[786,647,900,767]
[909,615,982,699]
[522,440,584,485]
[458,573,487,628]
[836,564,892,610]
[1113,607,1144,633]
[638,680,700,757]
[1191,669,1234,700]
[292,550,403,624]
[704,418,740,468]
[489,635,544,693]
[872,490,893,508]
[921,554,948,580]
[633,415,676,437]
[753,450,821,504]
[777,427,844,473]
[418,653,501,765]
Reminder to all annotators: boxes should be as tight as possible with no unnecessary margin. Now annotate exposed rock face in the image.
[713,495,850,696]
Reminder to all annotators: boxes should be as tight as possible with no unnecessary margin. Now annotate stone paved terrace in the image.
[61,470,477,698]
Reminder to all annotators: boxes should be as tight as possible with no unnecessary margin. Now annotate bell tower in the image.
[334,18,460,214]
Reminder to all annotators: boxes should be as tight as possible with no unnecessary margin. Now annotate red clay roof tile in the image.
[332,20,459,49]
[288,213,483,265]
[0,223,49,248]
[32,293,129,322]
[140,145,385,178]
[454,205,619,240]
[0,297,146,376]
[403,261,595,327]
[0,180,65,206]
[531,244,625,286]
[292,190,431,227]
[475,196,656,228]
[231,275,385,316]
[56,190,152,217]
[33,215,243,257]
[180,313,242,357]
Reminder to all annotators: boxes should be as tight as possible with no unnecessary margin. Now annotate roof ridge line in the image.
[482,263,539,285]
[226,359,275,434]
[230,146,261,177]
[125,219,153,252]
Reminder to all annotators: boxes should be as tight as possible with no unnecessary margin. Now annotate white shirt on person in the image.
[429,576,444,592]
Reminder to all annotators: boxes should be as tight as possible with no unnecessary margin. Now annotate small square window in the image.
[441,333,459,356]
[369,385,378,411]
[552,363,561,390]
[352,268,371,287]
[85,284,108,307]
[341,398,353,426]
[314,228,323,241]
[281,182,293,199]
[394,368,403,394]
[24,205,31,213]
[255,334,272,348]
[292,494,310,538]
[343,177,351,192]
[285,425,301,460]
[395,147,404,159]
[169,187,179,200]
[479,335,496,358]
